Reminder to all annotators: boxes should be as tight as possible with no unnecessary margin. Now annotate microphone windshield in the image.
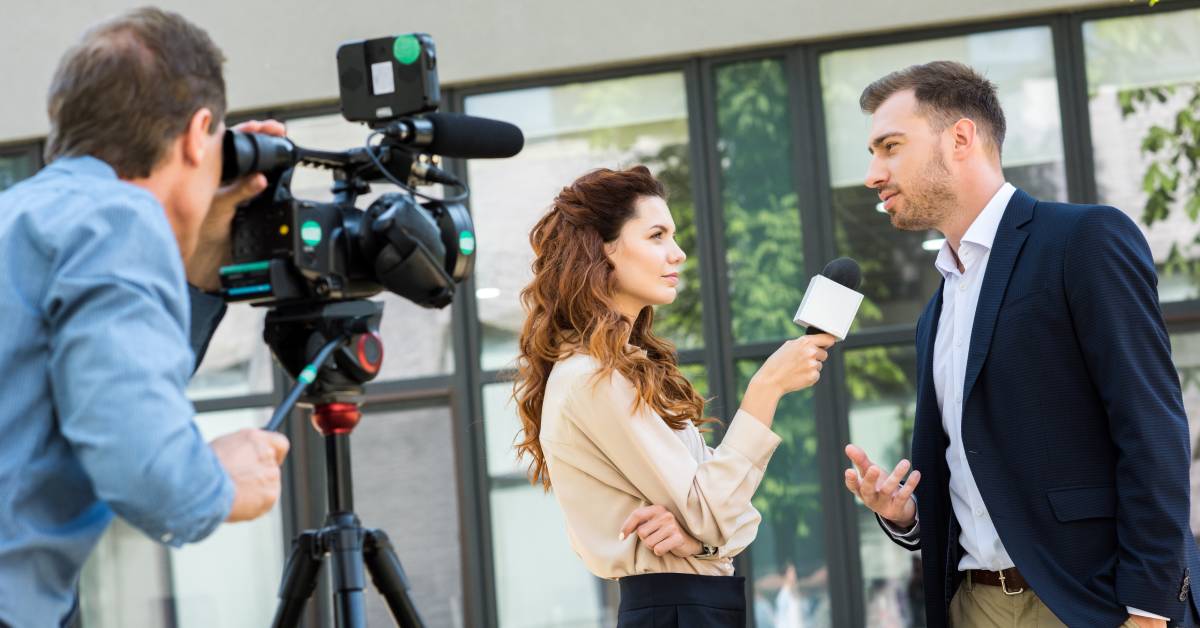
[820,257,862,291]
[423,112,525,158]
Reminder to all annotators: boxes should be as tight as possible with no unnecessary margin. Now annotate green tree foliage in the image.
[715,60,806,343]
[1118,82,1200,279]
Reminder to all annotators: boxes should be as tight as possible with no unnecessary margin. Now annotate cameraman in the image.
[0,8,290,627]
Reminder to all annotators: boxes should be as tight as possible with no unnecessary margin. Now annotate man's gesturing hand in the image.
[843,443,920,530]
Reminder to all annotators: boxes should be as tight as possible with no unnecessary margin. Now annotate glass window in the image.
[350,404,464,628]
[80,408,284,628]
[845,345,922,628]
[483,381,615,627]
[820,27,1067,328]
[1084,8,1200,302]
[0,150,36,191]
[715,59,806,345]
[465,72,701,372]
[1170,330,1200,541]
[282,113,456,380]
[188,303,274,401]
[679,362,710,399]
[735,360,830,628]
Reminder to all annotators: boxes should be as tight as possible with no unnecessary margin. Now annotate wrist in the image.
[747,374,784,401]
[885,513,916,531]
[185,256,224,293]
[669,535,704,558]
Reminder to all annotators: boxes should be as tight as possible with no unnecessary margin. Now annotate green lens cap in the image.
[393,35,421,65]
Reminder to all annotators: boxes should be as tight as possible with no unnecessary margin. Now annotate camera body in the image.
[218,34,482,310]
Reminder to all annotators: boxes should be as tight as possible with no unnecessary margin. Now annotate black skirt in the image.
[617,572,746,627]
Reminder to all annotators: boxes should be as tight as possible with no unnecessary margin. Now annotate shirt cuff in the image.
[1126,607,1169,621]
[721,410,782,470]
[153,465,235,547]
[878,512,920,545]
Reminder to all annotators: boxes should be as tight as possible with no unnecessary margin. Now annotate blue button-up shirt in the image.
[0,157,233,626]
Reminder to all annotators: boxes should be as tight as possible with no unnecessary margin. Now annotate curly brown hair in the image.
[513,166,710,491]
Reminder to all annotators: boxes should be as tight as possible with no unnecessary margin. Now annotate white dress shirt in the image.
[933,182,1017,572]
[883,182,1164,620]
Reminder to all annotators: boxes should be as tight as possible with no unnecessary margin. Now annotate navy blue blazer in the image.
[885,189,1200,626]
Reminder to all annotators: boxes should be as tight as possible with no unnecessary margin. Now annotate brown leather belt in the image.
[969,568,1029,595]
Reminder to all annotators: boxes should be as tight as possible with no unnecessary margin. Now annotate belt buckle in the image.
[997,569,1024,596]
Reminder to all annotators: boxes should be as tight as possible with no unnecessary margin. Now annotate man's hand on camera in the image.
[212,428,290,522]
[186,119,287,292]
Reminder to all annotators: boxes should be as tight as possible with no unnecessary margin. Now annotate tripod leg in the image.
[363,529,426,628]
[272,531,323,628]
[327,513,369,628]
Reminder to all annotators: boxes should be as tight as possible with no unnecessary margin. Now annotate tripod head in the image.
[264,300,384,405]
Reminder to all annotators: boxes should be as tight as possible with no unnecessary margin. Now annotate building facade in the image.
[2,1,1200,626]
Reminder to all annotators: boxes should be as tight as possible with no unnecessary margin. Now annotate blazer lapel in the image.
[962,189,1036,406]
[913,284,944,464]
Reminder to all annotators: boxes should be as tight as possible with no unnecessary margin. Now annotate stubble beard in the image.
[889,150,957,232]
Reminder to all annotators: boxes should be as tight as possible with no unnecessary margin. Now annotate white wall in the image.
[0,0,1119,143]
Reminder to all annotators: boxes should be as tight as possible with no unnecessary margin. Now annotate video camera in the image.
[217,33,523,310]
[227,36,522,626]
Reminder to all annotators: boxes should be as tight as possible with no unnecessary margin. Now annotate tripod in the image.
[262,300,426,628]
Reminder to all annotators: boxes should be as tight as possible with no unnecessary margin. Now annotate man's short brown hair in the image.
[860,60,1006,160]
[45,7,226,178]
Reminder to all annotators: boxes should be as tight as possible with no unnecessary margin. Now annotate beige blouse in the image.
[539,353,782,579]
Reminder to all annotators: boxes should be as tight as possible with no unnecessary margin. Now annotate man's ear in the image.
[950,117,978,160]
[182,107,216,167]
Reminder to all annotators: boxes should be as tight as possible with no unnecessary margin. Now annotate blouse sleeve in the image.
[563,369,781,548]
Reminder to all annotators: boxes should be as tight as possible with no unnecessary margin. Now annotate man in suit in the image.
[841,60,1200,627]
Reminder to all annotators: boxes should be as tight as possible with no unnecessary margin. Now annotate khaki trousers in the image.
[949,572,1141,628]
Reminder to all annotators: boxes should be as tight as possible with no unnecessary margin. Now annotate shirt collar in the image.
[44,155,119,180]
[934,182,1016,278]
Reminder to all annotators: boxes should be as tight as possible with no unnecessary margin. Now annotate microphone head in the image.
[422,112,525,159]
[820,257,862,291]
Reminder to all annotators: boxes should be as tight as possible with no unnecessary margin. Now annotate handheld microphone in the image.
[793,257,864,340]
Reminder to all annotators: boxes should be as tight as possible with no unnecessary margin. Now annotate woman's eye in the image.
[886,142,898,152]
[651,232,664,240]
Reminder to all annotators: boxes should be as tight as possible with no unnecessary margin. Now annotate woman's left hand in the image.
[619,504,703,557]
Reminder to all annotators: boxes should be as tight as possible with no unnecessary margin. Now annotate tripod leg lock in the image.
[326,513,368,594]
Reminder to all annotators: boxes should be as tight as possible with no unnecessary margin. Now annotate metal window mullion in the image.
[1054,14,1099,205]
[792,44,864,628]
[688,57,737,423]
[446,86,499,628]
[689,55,752,592]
